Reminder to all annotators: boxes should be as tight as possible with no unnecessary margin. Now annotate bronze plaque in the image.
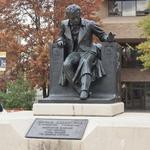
[26,118,88,140]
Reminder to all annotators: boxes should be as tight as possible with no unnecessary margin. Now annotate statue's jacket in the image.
[57,18,108,85]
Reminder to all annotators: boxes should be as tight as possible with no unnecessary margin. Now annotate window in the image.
[108,0,149,16]
[108,0,122,16]
[122,82,150,110]
[122,1,136,16]
[137,0,150,16]
[122,44,143,68]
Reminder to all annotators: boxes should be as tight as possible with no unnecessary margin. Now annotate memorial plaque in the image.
[26,118,88,140]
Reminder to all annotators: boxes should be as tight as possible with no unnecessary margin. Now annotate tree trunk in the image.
[42,82,49,98]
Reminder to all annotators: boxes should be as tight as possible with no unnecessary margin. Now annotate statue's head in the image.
[66,4,81,25]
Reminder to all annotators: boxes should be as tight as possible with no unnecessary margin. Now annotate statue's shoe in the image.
[80,91,88,100]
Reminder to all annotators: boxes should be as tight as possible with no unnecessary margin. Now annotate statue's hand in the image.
[57,40,64,47]
[107,32,115,42]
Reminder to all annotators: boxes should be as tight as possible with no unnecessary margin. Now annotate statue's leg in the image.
[63,52,81,93]
[80,74,92,100]
[80,53,96,100]
[81,74,92,92]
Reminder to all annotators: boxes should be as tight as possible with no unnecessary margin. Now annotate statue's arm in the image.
[90,22,108,42]
[56,22,65,47]
[90,22,115,42]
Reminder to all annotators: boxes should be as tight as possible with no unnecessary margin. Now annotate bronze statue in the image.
[56,4,115,100]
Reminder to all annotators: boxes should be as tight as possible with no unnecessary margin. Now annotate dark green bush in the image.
[0,75,35,110]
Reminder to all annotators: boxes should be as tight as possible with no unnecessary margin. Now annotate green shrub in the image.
[0,75,35,110]
[137,2,150,69]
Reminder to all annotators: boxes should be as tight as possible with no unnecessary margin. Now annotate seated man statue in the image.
[56,4,114,100]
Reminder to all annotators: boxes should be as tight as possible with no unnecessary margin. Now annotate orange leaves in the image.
[0,0,53,91]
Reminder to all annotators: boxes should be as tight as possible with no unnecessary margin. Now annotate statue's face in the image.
[68,13,81,26]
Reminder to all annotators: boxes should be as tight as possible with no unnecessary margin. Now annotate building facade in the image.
[99,0,150,110]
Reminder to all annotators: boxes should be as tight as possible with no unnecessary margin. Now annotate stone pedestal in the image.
[33,102,124,116]
[1,111,150,150]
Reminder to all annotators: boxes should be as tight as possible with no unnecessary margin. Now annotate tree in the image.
[0,73,36,110]
[137,2,150,69]
[0,0,54,97]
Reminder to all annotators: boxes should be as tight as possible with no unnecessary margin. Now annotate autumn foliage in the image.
[0,0,102,97]
[0,0,54,96]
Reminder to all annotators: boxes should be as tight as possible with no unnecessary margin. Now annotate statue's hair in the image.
[66,4,81,17]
